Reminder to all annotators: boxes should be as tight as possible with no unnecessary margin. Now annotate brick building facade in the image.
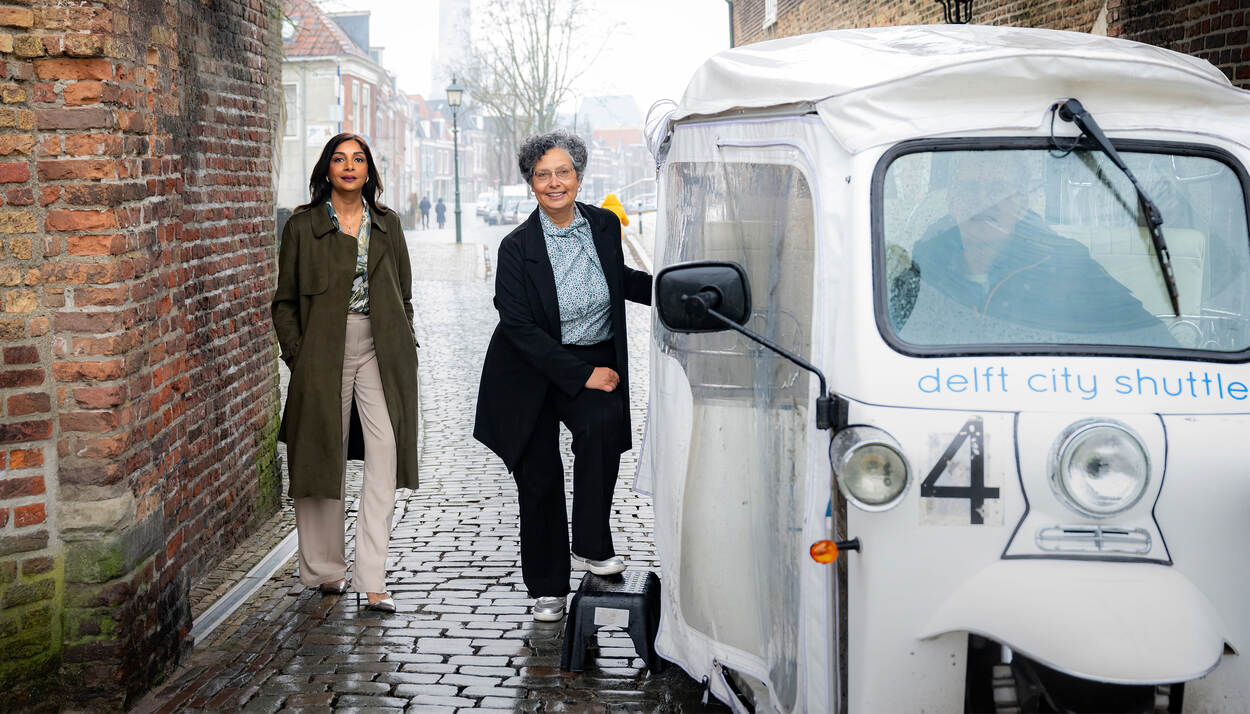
[0,0,282,709]
[731,0,1250,90]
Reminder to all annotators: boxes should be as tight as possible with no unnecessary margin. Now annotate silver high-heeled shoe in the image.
[317,579,349,594]
[356,592,396,613]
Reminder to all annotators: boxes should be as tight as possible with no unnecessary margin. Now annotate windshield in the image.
[879,145,1250,357]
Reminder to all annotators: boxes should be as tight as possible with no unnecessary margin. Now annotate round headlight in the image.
[831,427,910,511]
[1053,422,1149,518]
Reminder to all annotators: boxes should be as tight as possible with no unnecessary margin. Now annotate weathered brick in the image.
[64,80,103,105]
[66,233,125,256]
[36,135,58,156]
[5,186,32,205]
[64,182,138,203]
[0,531,47,557]
[35,107,114,130]
[0,161,29,183]
[41,262,123,285]
[22,557,52,576]
[0,210,35,233]
[3,288,37,313]
[0,134,34,155]
[0,318,24,339]
[9,448,42,468]
[62,134,121,158]
[32,57,112,80]
[37,159,116,180]
[59,463,122,486]
[0,368,41,388]
[72,385,124,409]
[52,359,123,381]
[9,236,31,258]
[45,209,115,232]
[3,345,37,363]
[13,504,45,527]
[63,34,104,58]
[2,576,54,608]
[78,433,127,458]
[0,476,44,499]
[0,420,50,444]
[13,34,43,58]
[53,311,123,333]
[72,285,127,307]
[8,391,50,416]
[0,8,35,29]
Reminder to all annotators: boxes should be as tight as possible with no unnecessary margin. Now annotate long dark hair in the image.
[297,132,388,213]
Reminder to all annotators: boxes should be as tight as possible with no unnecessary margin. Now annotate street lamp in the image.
[446,77,465,245]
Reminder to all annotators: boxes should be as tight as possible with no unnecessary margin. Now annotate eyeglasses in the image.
[532,167,575,184]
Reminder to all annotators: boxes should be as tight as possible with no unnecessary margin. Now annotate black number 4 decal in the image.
[920,417,999,524]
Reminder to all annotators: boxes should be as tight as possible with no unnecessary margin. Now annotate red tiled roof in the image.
[283,0,371,60]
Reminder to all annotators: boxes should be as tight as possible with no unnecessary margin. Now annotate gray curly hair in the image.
[516,129,588,183]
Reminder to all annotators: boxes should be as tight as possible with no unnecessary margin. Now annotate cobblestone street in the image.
[134,221,723,713]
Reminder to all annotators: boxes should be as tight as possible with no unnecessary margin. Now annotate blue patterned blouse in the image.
[540,206,612,345]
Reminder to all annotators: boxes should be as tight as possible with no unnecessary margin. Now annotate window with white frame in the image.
[362,85,372,138]
[283,83,297,137]
[763,0,777,28]
[351,81,360,132]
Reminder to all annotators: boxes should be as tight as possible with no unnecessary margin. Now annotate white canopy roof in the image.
[661,25,1250,153]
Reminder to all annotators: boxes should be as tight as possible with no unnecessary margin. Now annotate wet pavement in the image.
[135,218,724,713]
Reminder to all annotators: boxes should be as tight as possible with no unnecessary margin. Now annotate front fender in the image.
[918,559,1230,684]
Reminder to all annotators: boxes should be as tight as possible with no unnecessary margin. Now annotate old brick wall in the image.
[0,0,282,709]
[732,0,1250,90]
[1109,0,1250,87]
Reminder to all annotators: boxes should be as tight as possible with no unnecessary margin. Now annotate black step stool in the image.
[560,569,665,674]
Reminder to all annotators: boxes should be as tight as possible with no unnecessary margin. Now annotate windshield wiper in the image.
[1057,98,1181,317]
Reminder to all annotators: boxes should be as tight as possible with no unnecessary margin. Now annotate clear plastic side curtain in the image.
[653,151,816,711]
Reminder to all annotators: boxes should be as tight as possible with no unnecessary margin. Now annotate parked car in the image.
[510,198,538,223]
[475,192,497,218]
[486,196,521,226]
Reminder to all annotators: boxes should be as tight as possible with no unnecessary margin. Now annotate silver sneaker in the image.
[571,553,626,576]
[533,596,566,622]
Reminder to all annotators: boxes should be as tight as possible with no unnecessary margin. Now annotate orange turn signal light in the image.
[810,540,839,564]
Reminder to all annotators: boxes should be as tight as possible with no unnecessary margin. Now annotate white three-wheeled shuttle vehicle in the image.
[643,25,1250,713]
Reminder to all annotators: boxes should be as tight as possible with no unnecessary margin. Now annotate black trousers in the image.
[513,340,624,597]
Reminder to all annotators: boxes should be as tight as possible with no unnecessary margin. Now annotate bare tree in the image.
[447,0,596,182]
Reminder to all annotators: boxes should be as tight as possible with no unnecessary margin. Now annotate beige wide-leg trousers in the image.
[294,313,397,594]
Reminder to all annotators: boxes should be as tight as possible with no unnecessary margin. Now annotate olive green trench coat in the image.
[272,203,420,499]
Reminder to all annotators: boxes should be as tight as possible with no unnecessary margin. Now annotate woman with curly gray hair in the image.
[474,129,652,622]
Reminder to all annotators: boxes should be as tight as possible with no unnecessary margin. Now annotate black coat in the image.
[474,202,652,472]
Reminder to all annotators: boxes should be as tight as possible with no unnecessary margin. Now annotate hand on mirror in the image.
[585,366,620,392]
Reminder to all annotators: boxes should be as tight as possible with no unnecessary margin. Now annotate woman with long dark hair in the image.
[272,133,420,613]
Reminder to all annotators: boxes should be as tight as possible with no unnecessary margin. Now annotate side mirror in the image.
[655,261,752,333]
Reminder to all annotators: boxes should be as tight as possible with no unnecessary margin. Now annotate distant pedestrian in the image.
[474,129,652,623]
[419,195,431,229]
[435,197,447,229]
[272,132,420,614]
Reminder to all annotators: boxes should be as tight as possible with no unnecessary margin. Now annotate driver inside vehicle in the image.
[901,153,1175,345]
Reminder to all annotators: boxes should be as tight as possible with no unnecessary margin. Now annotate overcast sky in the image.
[315,0,730,119]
